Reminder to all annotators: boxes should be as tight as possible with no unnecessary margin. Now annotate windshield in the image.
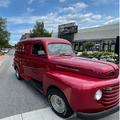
[48,43,74,56]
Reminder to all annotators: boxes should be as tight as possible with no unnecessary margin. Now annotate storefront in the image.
[73,39,102,51]
[73,38,116,52]
[102,39,116,51]
[52,24,119,51]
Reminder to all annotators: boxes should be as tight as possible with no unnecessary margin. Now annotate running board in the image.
[28,79,43,93]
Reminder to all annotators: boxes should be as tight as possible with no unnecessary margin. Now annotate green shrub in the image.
[80,52,89,58]
[79,51,119,64]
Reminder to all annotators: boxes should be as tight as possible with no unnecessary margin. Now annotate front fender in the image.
[43,70,119,113]
[43,70,81,112]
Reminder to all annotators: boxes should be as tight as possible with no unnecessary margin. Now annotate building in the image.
[52,24,119,51]
[20,33,30,41]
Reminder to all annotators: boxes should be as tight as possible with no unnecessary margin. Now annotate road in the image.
[0,49,119,120]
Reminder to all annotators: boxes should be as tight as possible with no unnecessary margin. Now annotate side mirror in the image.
[37,50,45,56]
[75,51,78,54]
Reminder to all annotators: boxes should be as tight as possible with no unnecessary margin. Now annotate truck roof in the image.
[18,37,71,45]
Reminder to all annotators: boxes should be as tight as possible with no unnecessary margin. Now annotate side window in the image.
[32,44,45,55]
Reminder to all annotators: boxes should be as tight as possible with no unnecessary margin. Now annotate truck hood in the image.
[48,56,119,79]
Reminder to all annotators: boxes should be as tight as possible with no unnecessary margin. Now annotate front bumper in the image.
[77,104,119,120]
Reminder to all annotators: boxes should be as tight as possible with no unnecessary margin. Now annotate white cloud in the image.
[39,0,46,3]
[61,2,88,13]
[93,0,117,5]
[62,7,75,13]
[10,40,19,45]
[73,2,88,9]
[28,0,34,4]
[11,35,21,38]
[59,13,101,25]
[10,28,32,34]
[0,0,10,8]
[104,18,119,25]
[105,16,113,19]
[27,7,34,13]
[8,12,102,33]
[91,15,101,20]
[13,41,18,43]
[28,0,45,5]
[60,0,66,2]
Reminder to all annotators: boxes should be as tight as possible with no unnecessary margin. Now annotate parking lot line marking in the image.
[0,107,76,120]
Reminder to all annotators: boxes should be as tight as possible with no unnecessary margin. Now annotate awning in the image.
[73,38,102,42]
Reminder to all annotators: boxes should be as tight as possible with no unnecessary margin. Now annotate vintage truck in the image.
[13,37,119,120]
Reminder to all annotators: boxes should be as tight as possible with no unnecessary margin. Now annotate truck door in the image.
[28,43,47,82]
[22,45,30,76]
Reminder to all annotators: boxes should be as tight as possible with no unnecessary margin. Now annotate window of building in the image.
[74,42,79,50]
[80,45,83,50]
[111,44,115,51]
[110,39,116,51]
[103,40,109,50]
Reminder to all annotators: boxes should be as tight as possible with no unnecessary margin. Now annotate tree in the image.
[0,17,11,47]
[14,44,17,48]
[29,21,52,38]
[83,41,95,51]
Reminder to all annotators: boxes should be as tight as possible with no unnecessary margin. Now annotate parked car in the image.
[1,48,11,54]
[2,48,10,53]
[13,38,119,120]
[2,48,5,54]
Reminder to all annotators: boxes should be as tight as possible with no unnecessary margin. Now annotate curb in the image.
[0,56,6,68]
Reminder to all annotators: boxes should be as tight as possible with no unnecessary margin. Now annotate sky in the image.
[0,0,119,45]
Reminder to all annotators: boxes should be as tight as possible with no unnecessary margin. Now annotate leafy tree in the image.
[4,43,12,48]
[14,44,17,48]
[0,17,11,47]
[29,21,52,38]
[83,41,95,51]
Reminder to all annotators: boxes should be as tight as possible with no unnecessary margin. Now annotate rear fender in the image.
[14,59,23,76]
[14,59,30,80]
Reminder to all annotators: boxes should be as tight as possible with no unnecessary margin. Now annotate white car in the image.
[2,48,9,53]
[4,49,9,53]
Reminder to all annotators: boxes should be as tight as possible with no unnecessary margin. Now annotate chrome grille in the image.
[102,84,119,109]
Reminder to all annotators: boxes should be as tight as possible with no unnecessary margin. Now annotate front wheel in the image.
[15,67,22,80]
[48,89,74,118]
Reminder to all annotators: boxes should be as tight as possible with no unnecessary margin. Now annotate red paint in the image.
[0,56,6,61]
[13,38,119,114]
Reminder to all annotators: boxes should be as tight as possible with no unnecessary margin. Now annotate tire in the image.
[48,89,74,118]
[15,67,22,80]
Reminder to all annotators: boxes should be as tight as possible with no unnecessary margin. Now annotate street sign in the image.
[58,22,78,35]
[58,22,78,42]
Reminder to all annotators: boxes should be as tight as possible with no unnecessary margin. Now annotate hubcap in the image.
[51,95,66,113]
[16,68,19,78]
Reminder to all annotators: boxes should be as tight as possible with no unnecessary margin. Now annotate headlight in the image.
[94,89,102,100]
